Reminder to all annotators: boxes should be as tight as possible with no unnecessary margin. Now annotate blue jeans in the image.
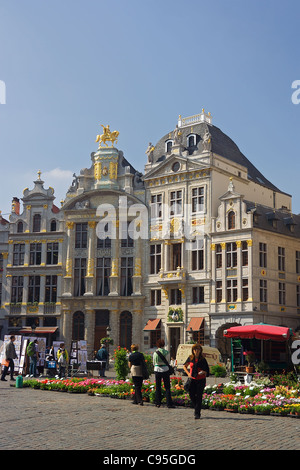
[29,356,37,376]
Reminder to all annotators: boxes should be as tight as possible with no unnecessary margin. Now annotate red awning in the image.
[144,319,161,331]
[223,324,291,342]
[19,327,58,334]
[186,317,204,332]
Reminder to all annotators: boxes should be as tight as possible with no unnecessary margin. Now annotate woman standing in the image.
[128,344,145,406]
[183,344,209,419]
[153,339,175,408]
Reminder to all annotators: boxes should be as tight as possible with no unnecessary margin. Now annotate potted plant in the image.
[245,351,255,373]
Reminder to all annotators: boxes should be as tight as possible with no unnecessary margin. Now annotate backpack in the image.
[27,341,35,357]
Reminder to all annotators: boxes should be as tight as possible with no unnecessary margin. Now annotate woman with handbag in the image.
[153,338,175,409]
[183,343,209,419]
[128,344,146,406]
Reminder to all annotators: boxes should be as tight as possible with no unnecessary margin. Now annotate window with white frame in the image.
[191,187,205,213]
[151,194,162,219]
[170,190,182,216]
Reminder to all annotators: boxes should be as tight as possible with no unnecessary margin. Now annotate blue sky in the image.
[0,0,299,216]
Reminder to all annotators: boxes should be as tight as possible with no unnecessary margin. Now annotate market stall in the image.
[223,323,294,373]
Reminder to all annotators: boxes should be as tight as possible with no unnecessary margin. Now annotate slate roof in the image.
[245,201,300,238]
[151,122,284,194]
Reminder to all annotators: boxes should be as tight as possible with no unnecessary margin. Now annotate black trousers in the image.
[155,371,173,406]
[1,358,14,380]
[189,379,206,417]
[132,376,143,404]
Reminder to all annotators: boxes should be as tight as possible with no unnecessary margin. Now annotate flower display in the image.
[21,375,300,417]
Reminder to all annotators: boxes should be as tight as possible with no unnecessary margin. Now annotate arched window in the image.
[50,219,57,231]
[17,221,24,233]
[187,134,196,147]
[228,211,235,230]
[73,311,85,340]
[119,311,132,350]
[33,214,41,232]
[165,140,173,153]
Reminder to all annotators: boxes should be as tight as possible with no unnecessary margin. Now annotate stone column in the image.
[85,308,95,357]
[236,240,242,303]
[221,242,226,304]
[109,220,119,295]
[210,243,216,312]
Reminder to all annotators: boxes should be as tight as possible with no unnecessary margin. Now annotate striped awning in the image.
[186,317,204,332]
[19,327,58,334]
[144,319,161,331]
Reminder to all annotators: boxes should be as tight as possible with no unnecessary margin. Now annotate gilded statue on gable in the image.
[96,124,119,148]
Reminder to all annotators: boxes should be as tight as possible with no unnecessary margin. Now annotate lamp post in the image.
[106,325,112,370]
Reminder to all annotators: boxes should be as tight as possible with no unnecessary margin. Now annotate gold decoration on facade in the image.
[95,124,119,148]
[87,258,94,277]
[134,258,142,277]
[109,161,118,180]
[65,258,72,277]
[111,259,119,277]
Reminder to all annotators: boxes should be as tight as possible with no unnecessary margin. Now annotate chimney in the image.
[12,197,20,215]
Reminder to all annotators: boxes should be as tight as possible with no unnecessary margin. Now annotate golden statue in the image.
[96,124,119,148]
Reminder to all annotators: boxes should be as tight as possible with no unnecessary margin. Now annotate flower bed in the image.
[21,376,300,416]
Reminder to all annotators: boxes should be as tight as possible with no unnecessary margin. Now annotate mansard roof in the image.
[150,115,284,194]
[246,201,300,238]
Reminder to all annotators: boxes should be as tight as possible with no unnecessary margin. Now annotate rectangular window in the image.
[47,243,59,265]
[191,239,204,271]
[278,247,285,272]
[11,276,23,303]
[28,276,40,303]
[242,241,248,266]
[45,275,57,303]
[216,244,222,268]
[97,223,111,248]
[120,221,134,248]
[96,257,111,296]
[279,282,285,305]
[151,194,162,219]
[227,279,237,303]
[296,251,300,274]
[192,187,204,213]
[120,257,133,296]
[75,223,88,249]
[150,289,162,306]
[74,258,86,296]
[0,253,3,272]
[192,286,204,304]
[260,279,267,303]
[170,190,182,216]
[259,243,267,268]
[29,243,42,265]
[297,285,300,308]
[170,288,182,305]
[13,244,25,266]
[150,244,161,274]
[226,242,237,268]
[216,281,222,303]
[242,278,248,301]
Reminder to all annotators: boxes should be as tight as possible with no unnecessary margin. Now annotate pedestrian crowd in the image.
[1,335,209,419]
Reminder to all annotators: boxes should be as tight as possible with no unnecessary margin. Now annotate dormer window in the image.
[187,134,196,147]
[165,140,173,153]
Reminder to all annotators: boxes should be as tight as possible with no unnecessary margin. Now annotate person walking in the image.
[128,344,145,406]
[96,344,108,377]
[57,343,69,379]
[183,343,209,419]
[1,335,18,381]
[153,338,175,408]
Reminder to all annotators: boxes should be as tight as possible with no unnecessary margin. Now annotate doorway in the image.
[169,327,181,360]
[94,310,109,351]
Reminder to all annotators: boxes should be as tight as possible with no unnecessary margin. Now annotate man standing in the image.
[96,344,108,377]
[1,335,18,381]
[27,339,39,378]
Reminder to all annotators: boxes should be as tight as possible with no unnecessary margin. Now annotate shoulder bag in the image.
[156,350,175,375]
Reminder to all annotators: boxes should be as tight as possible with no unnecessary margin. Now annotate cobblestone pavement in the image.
[1,377,300,452]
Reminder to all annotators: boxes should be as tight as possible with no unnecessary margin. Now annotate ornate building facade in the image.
[0,112,299,359]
